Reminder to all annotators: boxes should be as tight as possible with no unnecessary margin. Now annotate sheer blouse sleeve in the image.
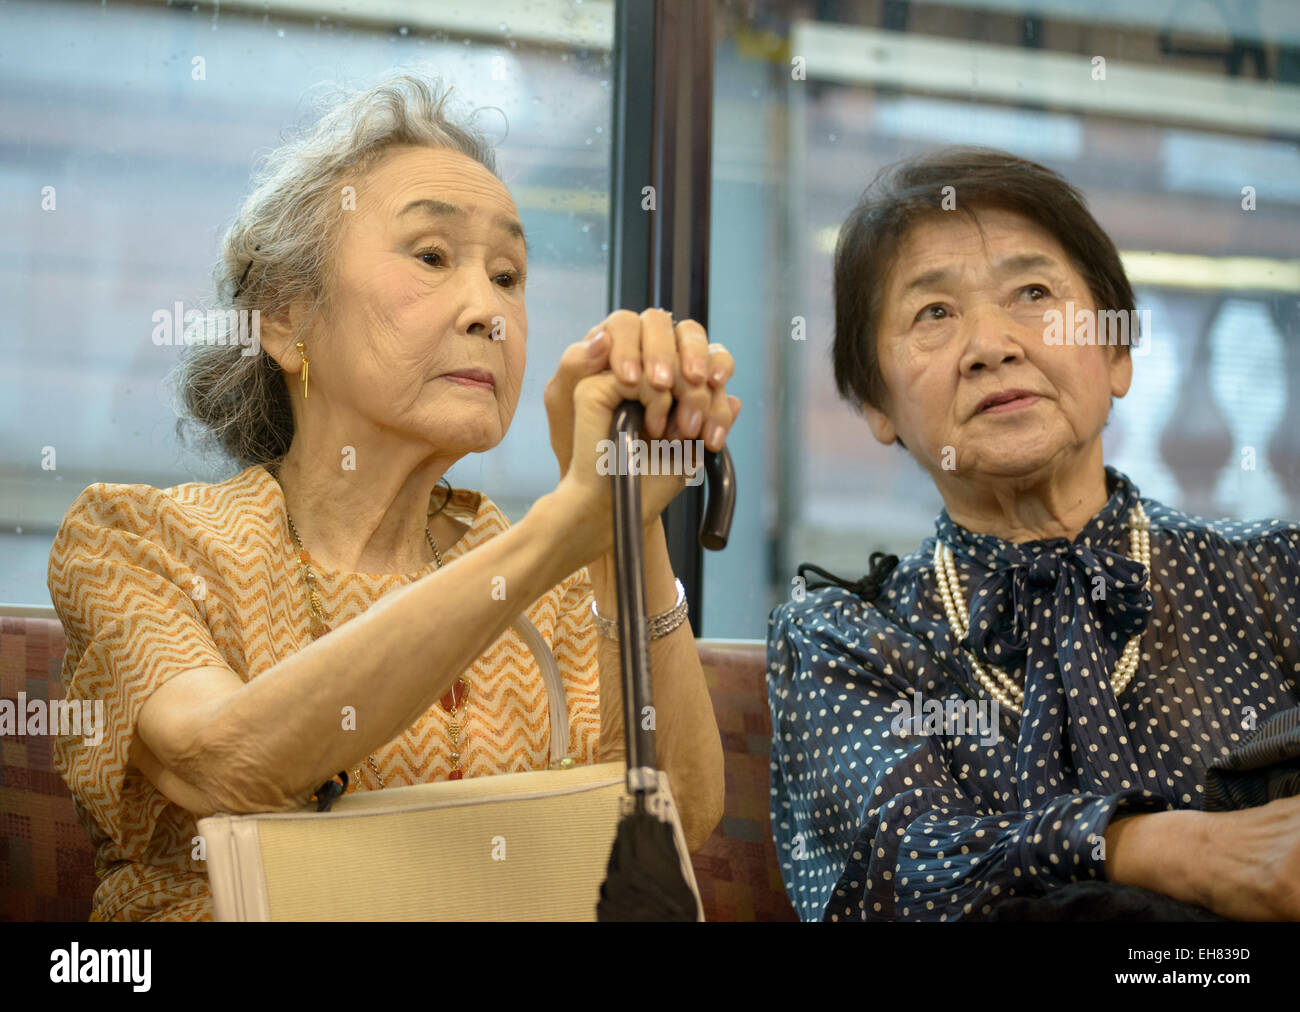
[1237,523,1300,695]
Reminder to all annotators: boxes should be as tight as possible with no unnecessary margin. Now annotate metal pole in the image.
[608,0,715,632]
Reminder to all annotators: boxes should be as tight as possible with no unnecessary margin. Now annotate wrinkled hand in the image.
[544,308,741,541]
[1196,794,1300,920]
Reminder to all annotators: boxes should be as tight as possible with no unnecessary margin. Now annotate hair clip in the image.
[233,244,262,299]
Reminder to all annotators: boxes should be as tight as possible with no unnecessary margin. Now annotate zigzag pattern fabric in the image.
[47,464,599,921]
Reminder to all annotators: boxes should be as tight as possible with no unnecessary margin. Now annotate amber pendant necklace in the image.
[268,461,468,787]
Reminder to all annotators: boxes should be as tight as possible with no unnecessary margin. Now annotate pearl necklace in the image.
[932,501,1150,714]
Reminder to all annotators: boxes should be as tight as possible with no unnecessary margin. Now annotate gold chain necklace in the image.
[267,462,470,789]
[932,501,1151,714]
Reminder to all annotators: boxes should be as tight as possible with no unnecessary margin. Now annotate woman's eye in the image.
[494,271,522,289]
[1020,284,1050,301]
[915,303,949,323]
[417,248,447,267]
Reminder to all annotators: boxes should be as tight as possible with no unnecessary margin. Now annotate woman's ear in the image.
[258,301,306,374]
[1109,344,1134,399]
[863,400,899,446]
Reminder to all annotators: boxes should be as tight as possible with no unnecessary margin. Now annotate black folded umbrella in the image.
[596,400,735,922]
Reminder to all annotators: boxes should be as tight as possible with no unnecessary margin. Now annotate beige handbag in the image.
[197,615,705,921]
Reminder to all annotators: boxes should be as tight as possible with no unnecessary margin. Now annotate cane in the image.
[596,400,736,921]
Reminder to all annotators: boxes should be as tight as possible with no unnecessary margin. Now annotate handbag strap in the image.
[511,614,569,767]
[313,612,572,811]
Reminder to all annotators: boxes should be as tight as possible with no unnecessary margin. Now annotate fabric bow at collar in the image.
[932,467,1160,805]
[959,537,1152,672]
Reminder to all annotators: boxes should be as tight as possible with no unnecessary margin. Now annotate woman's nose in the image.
[455,268,503,338]
[959,305,1025,372]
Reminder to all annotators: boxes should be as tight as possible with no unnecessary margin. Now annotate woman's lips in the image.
[979,394,1039,414]
[443,371,495,391]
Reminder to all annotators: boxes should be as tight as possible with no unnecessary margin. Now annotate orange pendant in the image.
[439,677,469,713]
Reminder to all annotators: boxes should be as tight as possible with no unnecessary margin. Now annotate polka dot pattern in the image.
[766,467,1300,921]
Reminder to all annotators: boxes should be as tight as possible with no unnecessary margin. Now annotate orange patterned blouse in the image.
[47,464,600,921]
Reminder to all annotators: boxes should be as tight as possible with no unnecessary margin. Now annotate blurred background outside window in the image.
[0,0,614,606]
[705,0,1300,637]
[4,0,1300,646]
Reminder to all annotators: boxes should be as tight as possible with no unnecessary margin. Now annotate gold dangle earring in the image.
[296,340,310,399]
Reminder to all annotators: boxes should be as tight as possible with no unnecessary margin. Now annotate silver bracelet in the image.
[591,578,688,641]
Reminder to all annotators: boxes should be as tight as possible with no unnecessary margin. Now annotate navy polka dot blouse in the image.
[766,467,1300,921]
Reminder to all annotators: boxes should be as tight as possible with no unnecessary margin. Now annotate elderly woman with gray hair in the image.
[47,74,739,921]
[768,146,1300,923]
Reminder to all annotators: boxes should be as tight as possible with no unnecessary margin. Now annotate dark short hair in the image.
[831,146,1137,414]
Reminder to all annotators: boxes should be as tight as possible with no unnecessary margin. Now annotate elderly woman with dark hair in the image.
[48,74,739,921]
[768,146,1300,922]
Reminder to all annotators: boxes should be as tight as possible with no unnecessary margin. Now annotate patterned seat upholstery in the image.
[692,641,797,921]
[0,617,792,922]
[0,617,96,921]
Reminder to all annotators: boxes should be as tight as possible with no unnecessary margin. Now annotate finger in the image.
[667,399,737,441]
[706,342,735,387]
[571,328,611,373]
[543,330,612,416]
[639,373,675,439]
[671,379,712,441]
[701,386,738,452]
[640,307,677,392]
[605,309,643,386]
[670,320,712,438]
[674,319,710,385]
[572,371,642,426]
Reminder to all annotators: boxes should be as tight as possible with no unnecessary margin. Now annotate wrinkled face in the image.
[864,207,1131,482]
[306,144,528,457]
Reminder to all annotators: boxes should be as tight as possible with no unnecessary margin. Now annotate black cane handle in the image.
[609,401,737,551]
[698,443,735,551]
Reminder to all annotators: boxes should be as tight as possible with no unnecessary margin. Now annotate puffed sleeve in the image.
[47,482,229,856]
[549,565,601,763]
[767,595,1174,921]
